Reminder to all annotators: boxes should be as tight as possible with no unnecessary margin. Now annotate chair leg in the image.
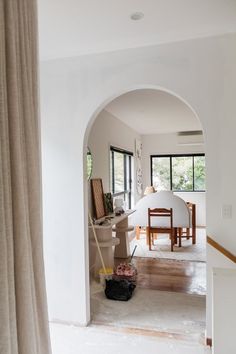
[193,226,196,244]
[174,228,178,244]
[186,227,190,239]
[192,204,196,244]
[178,228,182,247]
[135,226,140,240]
[171,231,174,252]
[145,227,149,245]
[147,226,152,250]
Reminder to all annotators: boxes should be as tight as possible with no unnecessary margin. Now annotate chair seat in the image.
[149,226,172,232]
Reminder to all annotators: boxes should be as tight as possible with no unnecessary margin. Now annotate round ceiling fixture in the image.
[130,12,144,21]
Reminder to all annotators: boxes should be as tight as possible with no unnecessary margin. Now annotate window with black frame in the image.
[151,154,205,192]
[110,146,133,209]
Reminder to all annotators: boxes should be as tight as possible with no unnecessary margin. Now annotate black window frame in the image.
[150,153,205,192]
[110,146,133,208]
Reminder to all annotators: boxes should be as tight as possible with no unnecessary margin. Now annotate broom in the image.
[88,211,107,275]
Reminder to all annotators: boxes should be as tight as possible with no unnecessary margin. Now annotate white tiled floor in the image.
[50,323,211,354]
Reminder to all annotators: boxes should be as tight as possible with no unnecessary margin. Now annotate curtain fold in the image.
[0,0,51,353]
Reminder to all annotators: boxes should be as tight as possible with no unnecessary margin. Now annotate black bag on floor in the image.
[105,278,136,301]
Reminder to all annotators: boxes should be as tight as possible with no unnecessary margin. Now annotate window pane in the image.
[194,156,205,190]
[114,151,124,193]
[172,156,193,191]
[152,157,171,190]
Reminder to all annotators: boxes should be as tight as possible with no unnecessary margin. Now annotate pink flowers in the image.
[115,263,136,277]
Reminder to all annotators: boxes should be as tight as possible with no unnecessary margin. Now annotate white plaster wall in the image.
[141,133,206,226]
[207,247,236,353]
[40,33,236,341]
[212,268,236,354]
[88,109,141,207]
[40,73,90,324]
[175,192,205,227]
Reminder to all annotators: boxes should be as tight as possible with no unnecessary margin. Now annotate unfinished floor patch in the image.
[90,285,206,340]
[50,322,211,354]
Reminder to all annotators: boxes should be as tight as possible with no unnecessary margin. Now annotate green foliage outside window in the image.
[152,154,205,192]
[114,151,124,193]
[172,156,193,191]
[194,155,205,190]
[152,157,170,190]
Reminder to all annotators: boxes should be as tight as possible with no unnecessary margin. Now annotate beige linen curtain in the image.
[0,0,51,353]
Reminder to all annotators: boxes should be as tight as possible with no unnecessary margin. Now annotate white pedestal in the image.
[114,217,132,259]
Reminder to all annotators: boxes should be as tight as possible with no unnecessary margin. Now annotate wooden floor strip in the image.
[207,235,236,263]
[115,257,206,296]
[90,321,205,345]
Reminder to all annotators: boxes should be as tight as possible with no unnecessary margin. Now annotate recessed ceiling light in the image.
[130,12,144,21]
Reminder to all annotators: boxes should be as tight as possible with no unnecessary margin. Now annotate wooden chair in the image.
[177,202,196,247]
[135,226,149,245]
[147,208,175,252]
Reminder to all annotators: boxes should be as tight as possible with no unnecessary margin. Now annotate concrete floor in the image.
[54,229,208,354]
[50,322,211,354]
[91,284,206,340]
[50,286,208,353]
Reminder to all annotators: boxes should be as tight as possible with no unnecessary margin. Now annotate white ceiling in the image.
[105,89,201,135]
[38,0,236,61]
[38,1,236,135]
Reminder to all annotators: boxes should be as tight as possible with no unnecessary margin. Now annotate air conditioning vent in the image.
[178,130,203,137]
[177,130,204,145]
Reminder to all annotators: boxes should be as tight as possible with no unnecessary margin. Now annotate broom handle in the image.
[88,211,107,275]
[130,245,137,261]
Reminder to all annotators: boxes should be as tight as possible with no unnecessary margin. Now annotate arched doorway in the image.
[84,87,206,334]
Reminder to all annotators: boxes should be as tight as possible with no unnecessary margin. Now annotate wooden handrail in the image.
[207,236,236,263]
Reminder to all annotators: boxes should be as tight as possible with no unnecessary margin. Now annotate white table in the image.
[130,192,190,228]
[129,191,196,248]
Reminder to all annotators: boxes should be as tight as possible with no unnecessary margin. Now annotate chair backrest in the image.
[148,208,173,229]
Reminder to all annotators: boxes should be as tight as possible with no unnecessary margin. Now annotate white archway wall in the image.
[40,33,236,335]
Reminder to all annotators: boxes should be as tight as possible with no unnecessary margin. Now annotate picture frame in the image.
[104,192,114,215]
[91,178,106,220]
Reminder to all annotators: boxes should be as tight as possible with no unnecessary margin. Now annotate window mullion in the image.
[193,156,195,191]
[128,155,132,208]
[124,154,127,192]
[111,147,133,209]
[150,156,153,186]
[111,150,115,193]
